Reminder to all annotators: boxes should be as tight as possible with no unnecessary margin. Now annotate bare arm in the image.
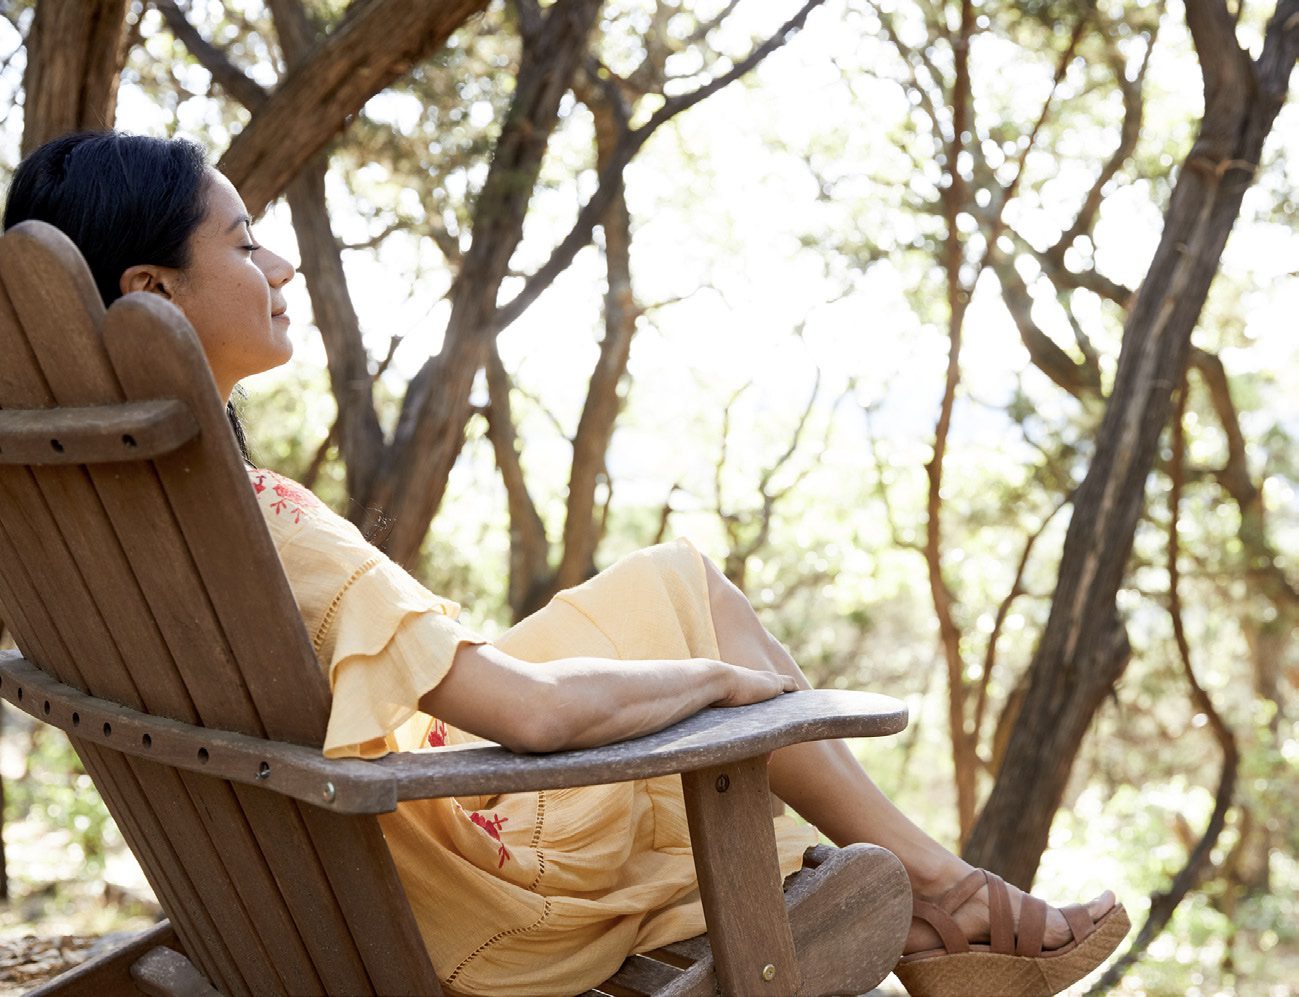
[418,642,795,754]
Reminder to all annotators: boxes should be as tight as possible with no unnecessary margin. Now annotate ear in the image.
[119,263,175,299]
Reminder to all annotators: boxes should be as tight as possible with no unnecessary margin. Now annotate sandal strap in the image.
[910,868,989,956]
[913,867,1100,960]
[911,899,971,954]
[985,871,1015,955]
[1062,902,1094,943]
[1015,893,1048,957]
[935,868,988,914]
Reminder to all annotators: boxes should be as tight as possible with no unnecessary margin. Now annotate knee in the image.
[701,554,743,617]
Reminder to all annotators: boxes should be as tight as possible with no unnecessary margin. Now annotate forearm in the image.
[532,655,730,751]
[419,643,790,753]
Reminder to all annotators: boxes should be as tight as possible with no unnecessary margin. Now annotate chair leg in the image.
[680,756,803,995]
[659,843,911,997]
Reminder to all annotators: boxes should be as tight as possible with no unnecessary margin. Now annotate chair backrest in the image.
[0,221,441,995]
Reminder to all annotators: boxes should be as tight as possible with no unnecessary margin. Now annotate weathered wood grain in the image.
[681,757,801,994]
[129,944,220,997]
[377,688,907,800]
[0,400,197,464]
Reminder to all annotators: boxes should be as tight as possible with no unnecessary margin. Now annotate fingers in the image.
[710,662,798,707]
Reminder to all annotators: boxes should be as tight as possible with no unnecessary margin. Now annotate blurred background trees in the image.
[1,0,1297,991]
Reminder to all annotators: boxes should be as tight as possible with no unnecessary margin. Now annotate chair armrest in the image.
[374,687,906,801]
[0,651,395,813]
[0,650,906,814]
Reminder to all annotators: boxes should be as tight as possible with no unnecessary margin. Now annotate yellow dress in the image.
[248,468,819,996]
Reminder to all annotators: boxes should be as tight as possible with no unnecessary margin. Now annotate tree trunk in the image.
[19,0,130,156]
[269,0,386,503]
[552,97,637,596]
[963,0,1299,887]
[363,0,604,564]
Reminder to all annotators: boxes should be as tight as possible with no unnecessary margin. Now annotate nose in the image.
[258,247,296,287]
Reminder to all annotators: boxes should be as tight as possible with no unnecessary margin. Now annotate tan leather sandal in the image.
[893,868,1130,997]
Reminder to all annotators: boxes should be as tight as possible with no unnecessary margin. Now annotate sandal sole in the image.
[894,903,1130,997]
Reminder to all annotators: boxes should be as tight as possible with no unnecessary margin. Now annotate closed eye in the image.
[241,243,262,253]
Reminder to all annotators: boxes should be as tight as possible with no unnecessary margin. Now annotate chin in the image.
[267,330,295,367]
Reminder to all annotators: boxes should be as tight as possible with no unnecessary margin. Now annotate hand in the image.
[708,661,798,707]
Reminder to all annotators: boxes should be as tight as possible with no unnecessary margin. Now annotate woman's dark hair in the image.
[3,131,253,463]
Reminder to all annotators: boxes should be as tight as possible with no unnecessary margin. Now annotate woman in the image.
[4,131,1127,997]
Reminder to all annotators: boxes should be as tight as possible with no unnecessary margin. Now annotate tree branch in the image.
[155,0,268,108]
[991,256,1102,399]
[217,0,490,216]
[1047,7,1158,258]
[483,345,551,620]
[973,495,1071,755]
[270,0,386,505]
[489,0,828,335]
[1089,375,1239,991]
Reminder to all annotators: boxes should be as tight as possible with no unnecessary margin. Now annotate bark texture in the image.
[19,0,130,156]
[216,0,490,217]
[963,0,1299,887]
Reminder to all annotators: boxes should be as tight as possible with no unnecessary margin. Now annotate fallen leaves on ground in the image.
[0,931,137,994]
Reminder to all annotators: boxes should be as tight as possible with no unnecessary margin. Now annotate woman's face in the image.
[120,167,295,400]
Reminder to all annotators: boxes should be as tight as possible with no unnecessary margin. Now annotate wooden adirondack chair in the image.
[0,219,913,997]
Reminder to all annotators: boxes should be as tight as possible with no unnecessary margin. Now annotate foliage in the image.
[2,726,115,881]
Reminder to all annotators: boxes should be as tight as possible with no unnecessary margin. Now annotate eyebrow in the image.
[225,214,252,234]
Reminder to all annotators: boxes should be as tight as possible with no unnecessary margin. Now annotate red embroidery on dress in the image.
[247,469,320,523]
[468,811,511,868]
[427,719,448,748]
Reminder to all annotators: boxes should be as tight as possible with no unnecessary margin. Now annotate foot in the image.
[902,866,1117,956]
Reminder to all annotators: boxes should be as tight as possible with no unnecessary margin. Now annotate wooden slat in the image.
[0,399,198,464]
[679,757,801,995]
[645,935,710,969]
[0,487,264,994]
[0,228,320,994]
[0,508,222,983]
[73,746,238,993]
[103,291,441,995]
[601,954,683,994]
[0,511,239,992]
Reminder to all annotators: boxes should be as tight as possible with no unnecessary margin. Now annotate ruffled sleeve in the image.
[248,468,484,760]
[318,556,484,759]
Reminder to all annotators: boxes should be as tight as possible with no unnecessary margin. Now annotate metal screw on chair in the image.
[715,774,730,793]
[761,964,776,982]
[322,781,336,803]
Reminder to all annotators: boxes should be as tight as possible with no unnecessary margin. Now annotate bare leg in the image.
[702,558,1113,954]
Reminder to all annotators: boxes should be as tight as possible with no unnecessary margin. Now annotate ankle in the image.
[908,850,973,900]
